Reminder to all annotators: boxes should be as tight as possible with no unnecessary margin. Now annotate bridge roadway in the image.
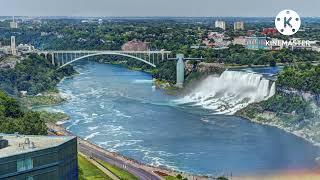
[37,50,171,54]
[35,50,172,68]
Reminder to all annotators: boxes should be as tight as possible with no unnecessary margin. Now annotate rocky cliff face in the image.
[278,87,320,107]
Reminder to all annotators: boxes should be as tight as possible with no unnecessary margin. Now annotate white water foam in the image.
[88,126,99,131]
[84,132,100,140]
[132,79,154,84]
[113,109,132,118]
[176,71,276,115]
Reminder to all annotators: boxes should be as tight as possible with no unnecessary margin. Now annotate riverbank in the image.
[47,122,209,180]
[238,112,320,146]
[18,90,70,123]
[236,102,320,148]
[20,91,65,109]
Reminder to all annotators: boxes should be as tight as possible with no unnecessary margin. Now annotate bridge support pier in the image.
[51,53,55,65]
[61,53,64,65]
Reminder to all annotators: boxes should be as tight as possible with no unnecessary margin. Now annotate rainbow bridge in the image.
[36,50,172,68]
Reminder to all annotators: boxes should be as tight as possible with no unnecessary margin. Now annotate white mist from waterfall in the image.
[176,71,276,115]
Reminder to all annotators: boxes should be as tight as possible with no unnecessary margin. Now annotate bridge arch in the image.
[58,52,156,69]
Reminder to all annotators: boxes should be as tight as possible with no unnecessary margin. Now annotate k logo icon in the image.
[275,10,301,36]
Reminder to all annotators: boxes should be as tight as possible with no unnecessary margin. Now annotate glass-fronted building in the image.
[245,36,268,50]
[0,134,78,180]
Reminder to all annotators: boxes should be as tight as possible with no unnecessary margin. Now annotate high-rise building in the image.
[234,21,244,30]
[0,134,78,179]
[11,36,17,56]
[215,20,226,30]
[9,16,18,29]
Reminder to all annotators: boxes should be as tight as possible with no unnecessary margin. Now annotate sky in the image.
[1,0,320,17]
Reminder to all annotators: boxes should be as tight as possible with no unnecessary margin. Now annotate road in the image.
[78,141,161,180]
[47,123,161,180]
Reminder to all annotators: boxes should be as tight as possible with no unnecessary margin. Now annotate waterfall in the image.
[176,71,276,115]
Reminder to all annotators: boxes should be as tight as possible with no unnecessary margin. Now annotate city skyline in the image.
[2,0,320,17]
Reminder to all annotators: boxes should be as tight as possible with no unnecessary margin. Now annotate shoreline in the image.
[46,122,209,180]
[236,113,320,148]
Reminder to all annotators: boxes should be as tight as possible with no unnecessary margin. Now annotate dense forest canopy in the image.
[277,63,320,94]
[0,55,76,135]
[0,54,76,95]
[0,91,47,135]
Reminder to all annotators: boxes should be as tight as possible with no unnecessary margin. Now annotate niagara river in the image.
[43,62,320,176]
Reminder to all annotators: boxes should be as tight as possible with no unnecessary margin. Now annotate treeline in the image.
[176,45,320,65]
[0,91,47,135]
[99,56,177,83]
[258,63,320,117]
[277,63,320,94]
[4,20,320,67]
[0,54,76,95]
[260,94,313,117]
[125,60,177,83]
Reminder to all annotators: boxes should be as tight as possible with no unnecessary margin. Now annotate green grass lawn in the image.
[78,154,112,180]
[165,176,180,180]
[96,159,139,180]
[165,174,189,180]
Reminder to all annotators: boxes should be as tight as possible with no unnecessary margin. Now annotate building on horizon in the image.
[215,20,226,30]
[17,44,35,53]
[0,134,78,180]
[9,16,18,29]
[234,21,244,30]
[233,36,246,46]
[203,32,231,48]
[261,28,279,36]
[245,36,268,50]
[247,30,256,37]
[121,39,149,51]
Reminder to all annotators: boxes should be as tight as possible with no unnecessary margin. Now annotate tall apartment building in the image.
[215,20,226,30]
[234,21,244,30]
[0,134,78,180]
